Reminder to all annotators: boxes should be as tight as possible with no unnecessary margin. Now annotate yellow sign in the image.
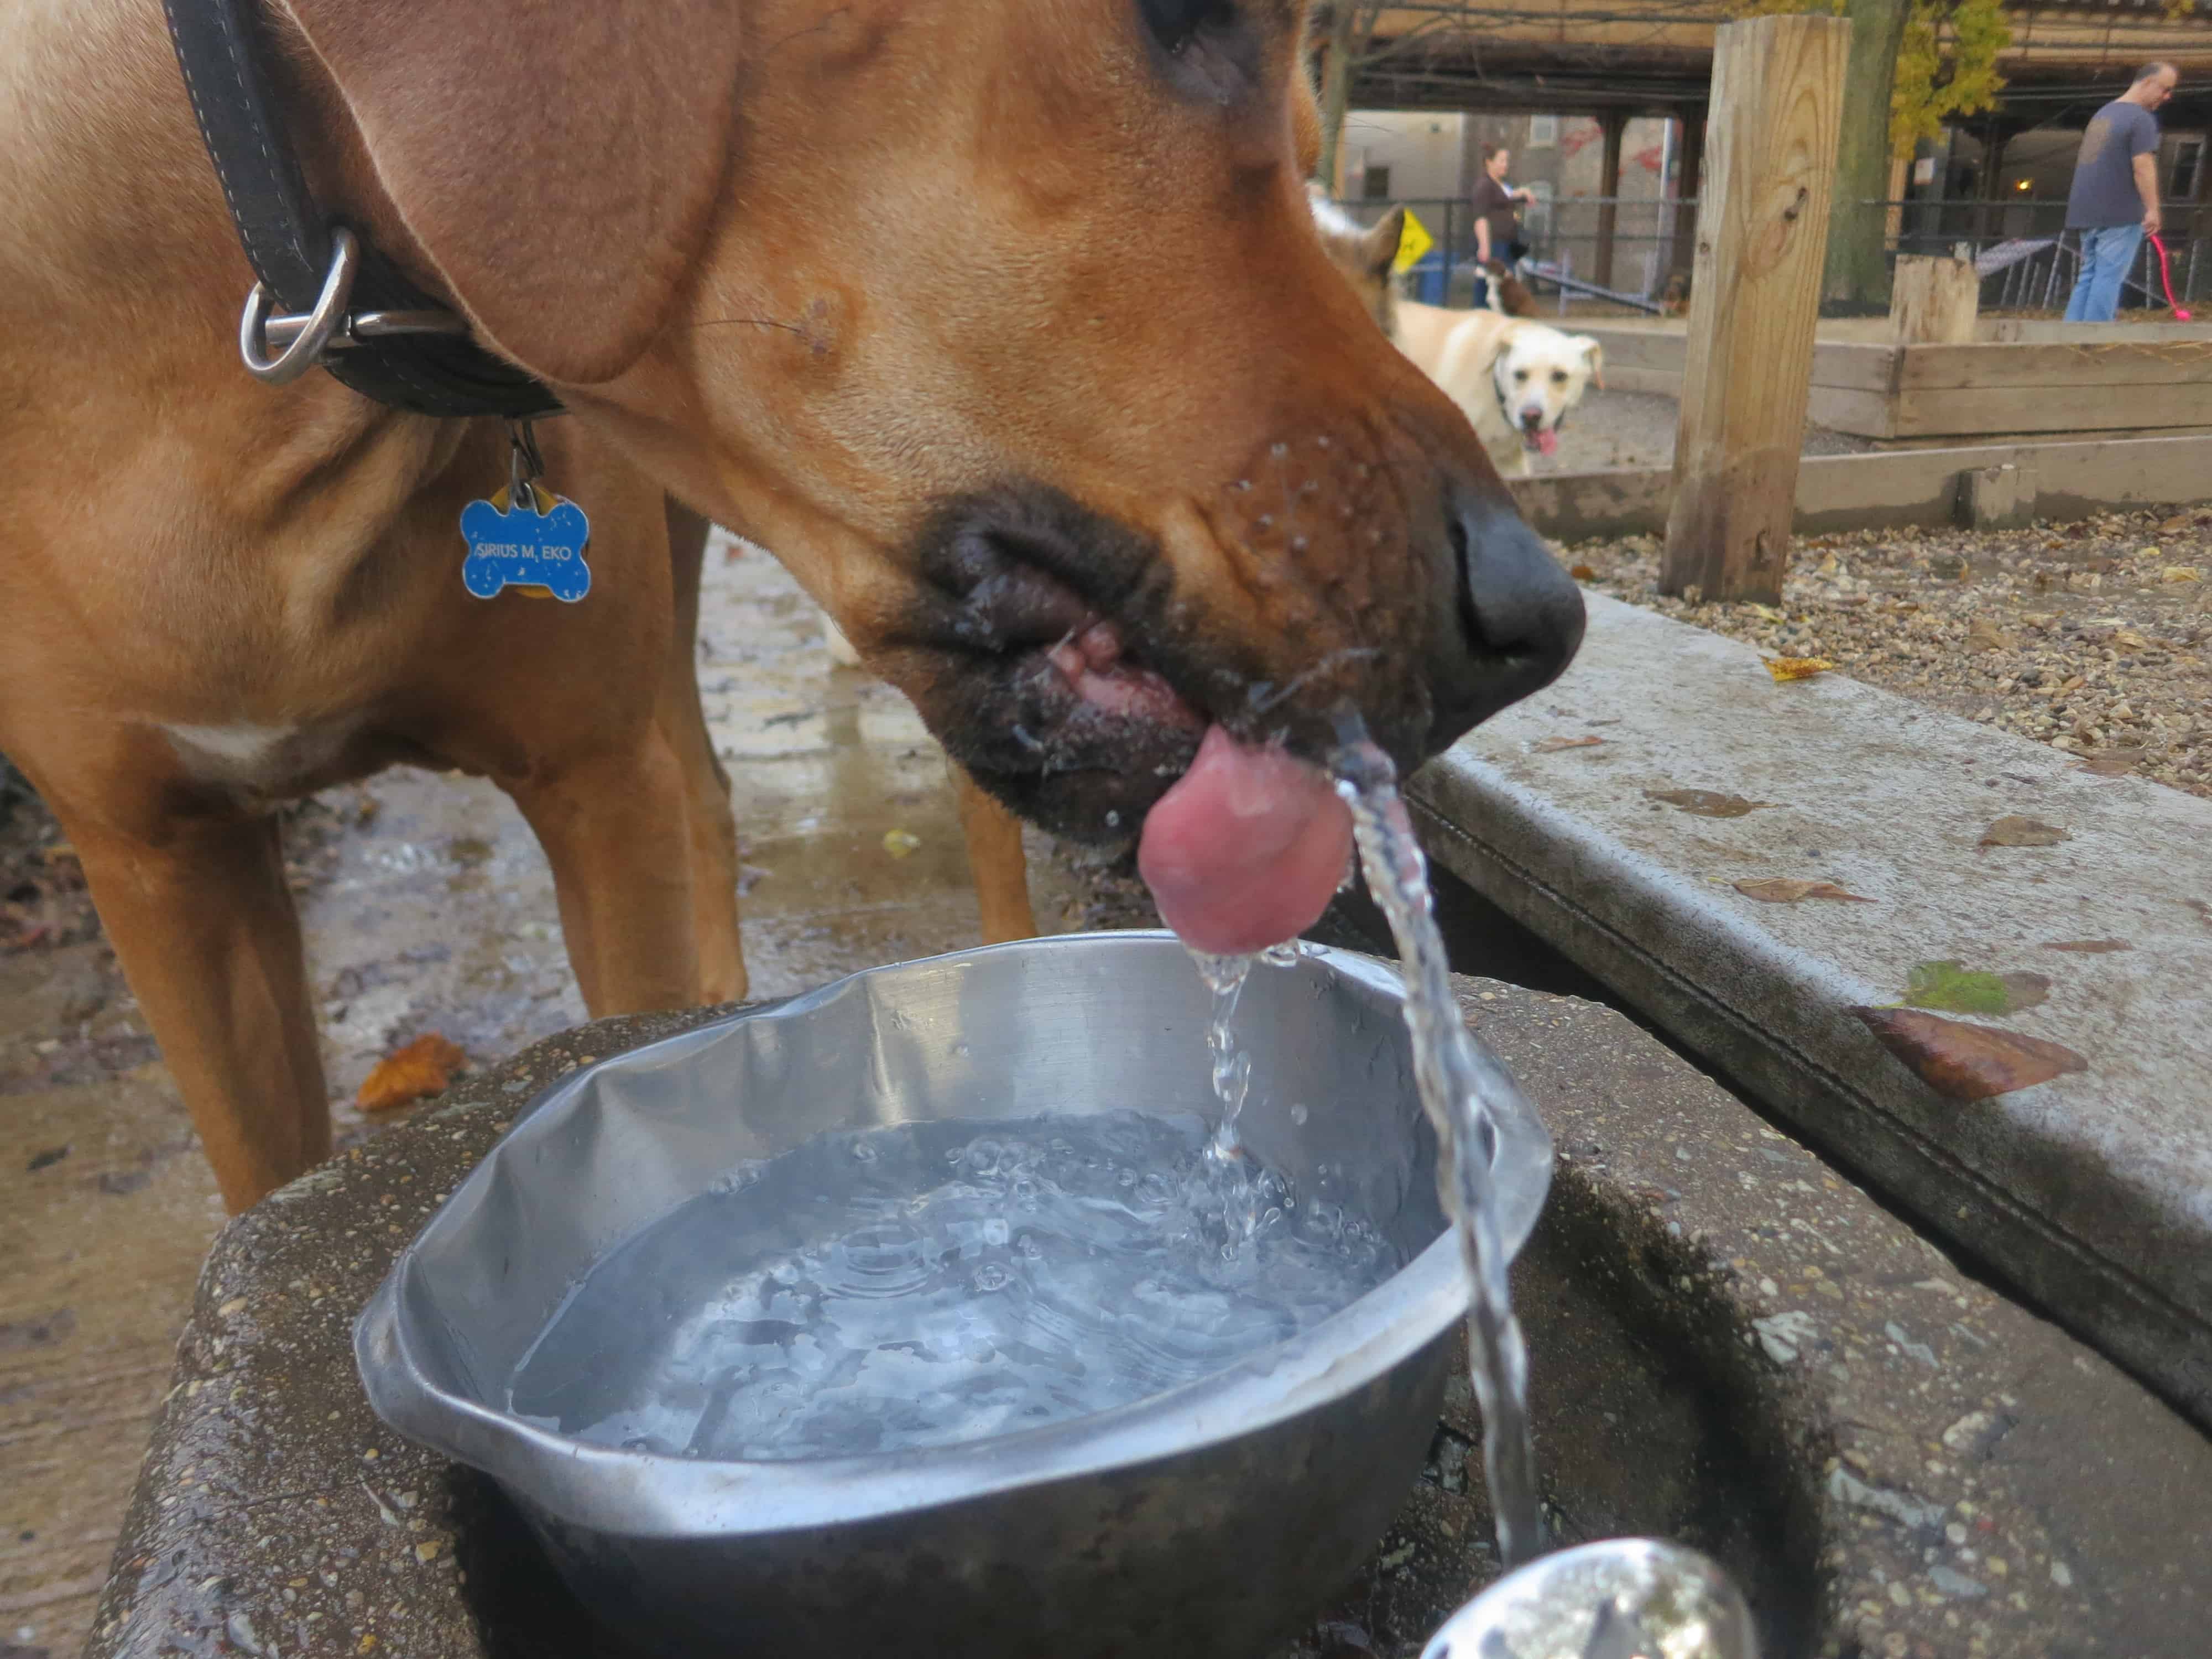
[1392,208,1434,274]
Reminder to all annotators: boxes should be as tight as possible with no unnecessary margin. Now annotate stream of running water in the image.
[1329,727,1544,1569]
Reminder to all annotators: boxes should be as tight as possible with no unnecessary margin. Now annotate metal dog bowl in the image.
[356,932,1553,1658]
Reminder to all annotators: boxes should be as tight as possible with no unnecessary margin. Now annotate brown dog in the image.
[1,0,1580,1211]
[1480,260,1541,319]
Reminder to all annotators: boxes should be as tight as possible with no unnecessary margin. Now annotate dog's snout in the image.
[1422,482,1585,747]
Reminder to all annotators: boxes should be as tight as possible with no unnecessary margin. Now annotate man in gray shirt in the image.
[2063,62,2178,322]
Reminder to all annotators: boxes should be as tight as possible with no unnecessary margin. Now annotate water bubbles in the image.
[1260,941,1301,968]
[512,1114,1396,1463]
[951,1040,971,1058]
[1290,1103,1310,1126]
[852,1140,878,1163]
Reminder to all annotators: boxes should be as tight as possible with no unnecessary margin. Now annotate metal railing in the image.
[1323,194,1691,309]
[1855,198,2208,311]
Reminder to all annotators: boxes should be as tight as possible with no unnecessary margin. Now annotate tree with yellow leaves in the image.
[1736,0,2010,306]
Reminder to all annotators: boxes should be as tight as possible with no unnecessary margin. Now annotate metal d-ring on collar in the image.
[163,0,559,418]
[239,227,472,384]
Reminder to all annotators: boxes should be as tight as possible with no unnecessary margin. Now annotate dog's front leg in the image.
[951,764,1036,945]
[510,730,732,1018]
[661,498,746,1003]
[67,813,328,1212]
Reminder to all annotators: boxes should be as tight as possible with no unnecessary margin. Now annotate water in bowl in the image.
[508,1110,1399,1462]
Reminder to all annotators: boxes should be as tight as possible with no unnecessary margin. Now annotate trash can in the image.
[1406,252,1447,306]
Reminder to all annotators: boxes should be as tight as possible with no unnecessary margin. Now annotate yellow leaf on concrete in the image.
[1764,656,1834,682]
[1733,878,1875,904]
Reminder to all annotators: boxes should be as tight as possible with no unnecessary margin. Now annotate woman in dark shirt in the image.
[1469,143,1535,306]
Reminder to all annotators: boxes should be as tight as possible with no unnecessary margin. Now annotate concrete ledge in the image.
[1506,434,2212,544]
[1409,592,2212,1429]
[86,987,2212,1657]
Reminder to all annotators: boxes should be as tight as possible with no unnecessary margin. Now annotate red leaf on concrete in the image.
[1851,1008,2086,1101]
[356,1034,468,1113]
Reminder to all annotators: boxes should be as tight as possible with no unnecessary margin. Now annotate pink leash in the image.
[2148,232,2192,322]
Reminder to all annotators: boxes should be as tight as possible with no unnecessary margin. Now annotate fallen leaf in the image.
[1978,816,2069,848]
[882,828,922,858]
[2161,566,2201,584]
[1763,656,1834,682]
[2158,514,2192,533]
[2043,938,2131,953]
[1965,618,2011,653]
[1733,878,1874,904]
[2111,628,2154,651]
[40,842,78,864]
[1746,602,1788,623]
[1533,735,1606,753]
[356,1034,468,1114]
[1903,959,2052,1015]
[1568,564,1597,581]
[1645,789,1776,818]
[1853,1007,2087,1100]
[2078,749,2146,776]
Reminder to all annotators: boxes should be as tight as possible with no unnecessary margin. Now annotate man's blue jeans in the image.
[2064,224,2145,323]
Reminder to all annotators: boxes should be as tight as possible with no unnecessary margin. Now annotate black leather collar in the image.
[161,0,561,419]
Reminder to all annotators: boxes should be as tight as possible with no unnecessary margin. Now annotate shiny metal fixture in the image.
[1421,1538,1760,1659]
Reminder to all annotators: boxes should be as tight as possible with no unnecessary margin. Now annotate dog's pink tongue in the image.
[1138,727,1354,956]
[1536,429,1559,457]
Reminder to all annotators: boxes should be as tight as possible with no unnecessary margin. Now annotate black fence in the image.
[1327,192,2209,314]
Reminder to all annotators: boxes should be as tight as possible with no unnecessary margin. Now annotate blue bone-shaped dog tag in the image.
[460,484,593,602]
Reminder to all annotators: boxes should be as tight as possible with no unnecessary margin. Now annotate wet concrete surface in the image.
[0,530,1116,1658]
[83,981,2212,1659]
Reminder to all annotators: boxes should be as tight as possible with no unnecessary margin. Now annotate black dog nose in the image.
[1421,481,1585,749]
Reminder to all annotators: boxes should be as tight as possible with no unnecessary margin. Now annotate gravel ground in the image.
[1535,386,1875,474]
[1559,506,2212,800]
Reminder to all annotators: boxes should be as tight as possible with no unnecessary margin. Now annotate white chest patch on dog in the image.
[160,721,356,793]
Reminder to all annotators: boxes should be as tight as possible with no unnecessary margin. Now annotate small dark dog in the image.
[1480,260,1539,319]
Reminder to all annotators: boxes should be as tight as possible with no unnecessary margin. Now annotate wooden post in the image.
[1594,111,1630,288]
[2192,125,2212,244]
[1976,121,2011,242]
[1670,111,1705,280]
[1661,14,1851,604]
[1888,253,1979,344]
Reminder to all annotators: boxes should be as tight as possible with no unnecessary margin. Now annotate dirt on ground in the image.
[1560,506,2212,801]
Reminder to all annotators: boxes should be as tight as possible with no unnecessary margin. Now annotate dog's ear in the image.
[1360,206,1406,281]
[1573,336,1604,390]
[284,0,743,386]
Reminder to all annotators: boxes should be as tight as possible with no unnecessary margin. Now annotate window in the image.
[2177,139,2203,201]
[1527,116,1559,148]
[1362,165,1392,201]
